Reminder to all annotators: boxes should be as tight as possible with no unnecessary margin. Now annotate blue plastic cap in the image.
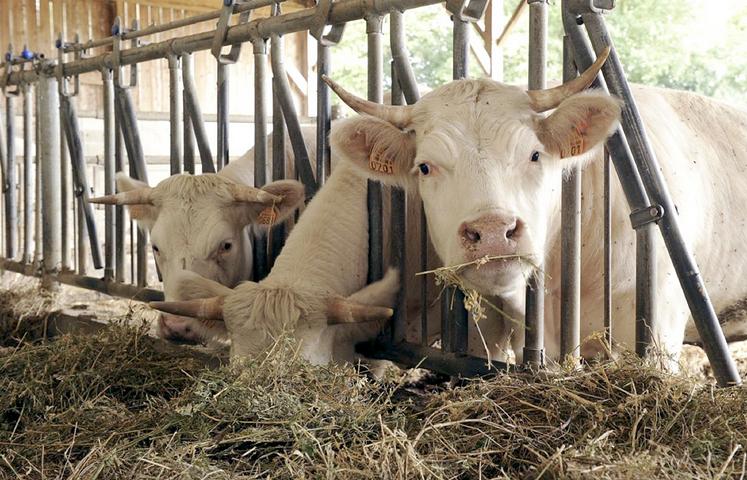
[111,24,120,36]
[21,48,32,60]
[55,38,62,49]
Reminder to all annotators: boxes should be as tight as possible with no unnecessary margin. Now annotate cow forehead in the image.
[151,173,237,205]
[412,80,539,168]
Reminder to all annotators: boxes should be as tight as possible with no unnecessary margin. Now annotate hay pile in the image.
[1,291,747,479]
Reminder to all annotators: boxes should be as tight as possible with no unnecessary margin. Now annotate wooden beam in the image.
[495,0,526,49]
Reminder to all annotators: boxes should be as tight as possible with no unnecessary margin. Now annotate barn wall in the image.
[0,0,311,116]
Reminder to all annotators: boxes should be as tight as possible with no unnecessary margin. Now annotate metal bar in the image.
[390,63,407,344]
[4,0,445,87]
[114,109,125,283]
[181,53,215,173]
[420,206,429,346]
[60,99,71,271]
[316,41,331,186]
[390,10,420,104]
[603,147,612,349]
[452,17,469,80]
[59,0,282,53]
[103,69,115,281]
[115,87,148,182]
[269,80,286,269]
[559,35,581,362]
[357,340,512,378]
[76,195,87,274]
[366,15,384,285]
[270,34,317,196]
[0,258,164,302]
[524,0,547,367]
[253,41,269,279]
[168,55,183,175]
[216,62,228,170]
[22,84,32,263]
[39,73,61,278]
[183,95,195,174]
[5,94,17,259]
[33,91,41,265]
[60,95,103,270]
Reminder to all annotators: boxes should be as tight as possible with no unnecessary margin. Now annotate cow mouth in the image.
[458,256,534,296]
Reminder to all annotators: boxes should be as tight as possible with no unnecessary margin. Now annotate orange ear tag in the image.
[258,206,278,225]
[560,128,586,159]
[368,150,394,175]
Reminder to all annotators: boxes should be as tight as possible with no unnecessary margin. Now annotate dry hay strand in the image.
[0,279,58,348]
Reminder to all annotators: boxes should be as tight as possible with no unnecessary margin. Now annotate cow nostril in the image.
[464,227,481,244]
[506,225,516,239]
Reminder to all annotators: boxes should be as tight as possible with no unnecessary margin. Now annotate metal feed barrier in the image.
[0,0,740,386]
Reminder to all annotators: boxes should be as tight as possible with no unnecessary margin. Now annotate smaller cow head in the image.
[89,174,304,342]
[326,48,620,297]
[149,268,399,363]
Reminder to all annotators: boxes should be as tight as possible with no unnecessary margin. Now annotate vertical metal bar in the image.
[390,62,407,344]
[60,96,103,270]
[253,41,269,280]
[33,90,41,265]
[635,226,655,355]
[22,84,32,263]
[420,206,429,346]
[559,35,581,361]
[316,41,331,186]
[216,62,228,170]
[182,53,214,173]
[60,99,71,271]
[183,96,195,174]
[366,14,384,285]
[440,10,471,355]
[269,90,286,267]
[114,110,125,283]
[168,54,183,175]
[103,69,115,281]
[5,94,17,259]
[76,196,87,274]
[39,74,61,279]
[524,0,547,367]
[603,147,612,350]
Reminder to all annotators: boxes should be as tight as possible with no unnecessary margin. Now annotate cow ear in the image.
[330,116,416,189]
[535,91,621,163]
[237,179,305,228]
[115,172,159,230]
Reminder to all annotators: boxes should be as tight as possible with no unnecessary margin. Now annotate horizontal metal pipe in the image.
[0,258,163,301]
[59,0,282,53]
[5,0,442,85]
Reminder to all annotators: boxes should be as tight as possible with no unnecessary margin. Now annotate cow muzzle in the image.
[458,213,524,261]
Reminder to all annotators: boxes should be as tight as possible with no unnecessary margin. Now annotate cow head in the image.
[90,173,304,341]
[149,268,399,363]
[326,49,620,297]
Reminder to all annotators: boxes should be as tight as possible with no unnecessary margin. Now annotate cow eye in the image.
[221,241,233,252]
[531,151,540,162]
[418,163,431,175]
[153,245,160,254]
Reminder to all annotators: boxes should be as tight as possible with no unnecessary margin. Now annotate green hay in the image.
[1,288,746,479]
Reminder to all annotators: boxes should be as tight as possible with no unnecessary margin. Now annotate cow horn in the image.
[326,298,394,325]
[322,75,414,128]
[149,297,225,321]
[229,184,281,204]
[88,188,153,205]
[527,46,611,112]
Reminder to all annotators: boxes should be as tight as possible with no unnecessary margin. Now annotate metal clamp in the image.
[630,204,664,229]
[56,34,82,97]
[446,0,490,22]
[1,45,22,97]
[112,17,139,89]
[566,0,616,15]
[309,0,345,45]
[211,0,253,64]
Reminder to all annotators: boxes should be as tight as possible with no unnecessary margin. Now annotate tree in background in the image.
[329,1,747,108]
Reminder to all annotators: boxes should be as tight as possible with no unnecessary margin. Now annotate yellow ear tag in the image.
[258,206,278,225]
[368,150,394,175]
[560,127,586,159]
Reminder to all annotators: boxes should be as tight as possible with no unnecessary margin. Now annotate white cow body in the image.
[328,69,747,366]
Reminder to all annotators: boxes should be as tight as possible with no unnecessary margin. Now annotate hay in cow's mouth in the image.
[2,284,747,479]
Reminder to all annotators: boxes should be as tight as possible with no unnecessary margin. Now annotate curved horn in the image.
[326,298,394,325]
[88,188,153,205]
[527,46,611,112]
[229,184,281,204]
[149,297,225,321]
[322,75,414,128]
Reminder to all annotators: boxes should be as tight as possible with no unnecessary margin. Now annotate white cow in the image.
[90,157,306,343]
[322,48,747,367]
[150,161,403,364]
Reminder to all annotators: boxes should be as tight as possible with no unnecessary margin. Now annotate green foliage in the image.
[329,1,747,108]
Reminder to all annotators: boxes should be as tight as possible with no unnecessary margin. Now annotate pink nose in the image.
[459,214,523,260]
